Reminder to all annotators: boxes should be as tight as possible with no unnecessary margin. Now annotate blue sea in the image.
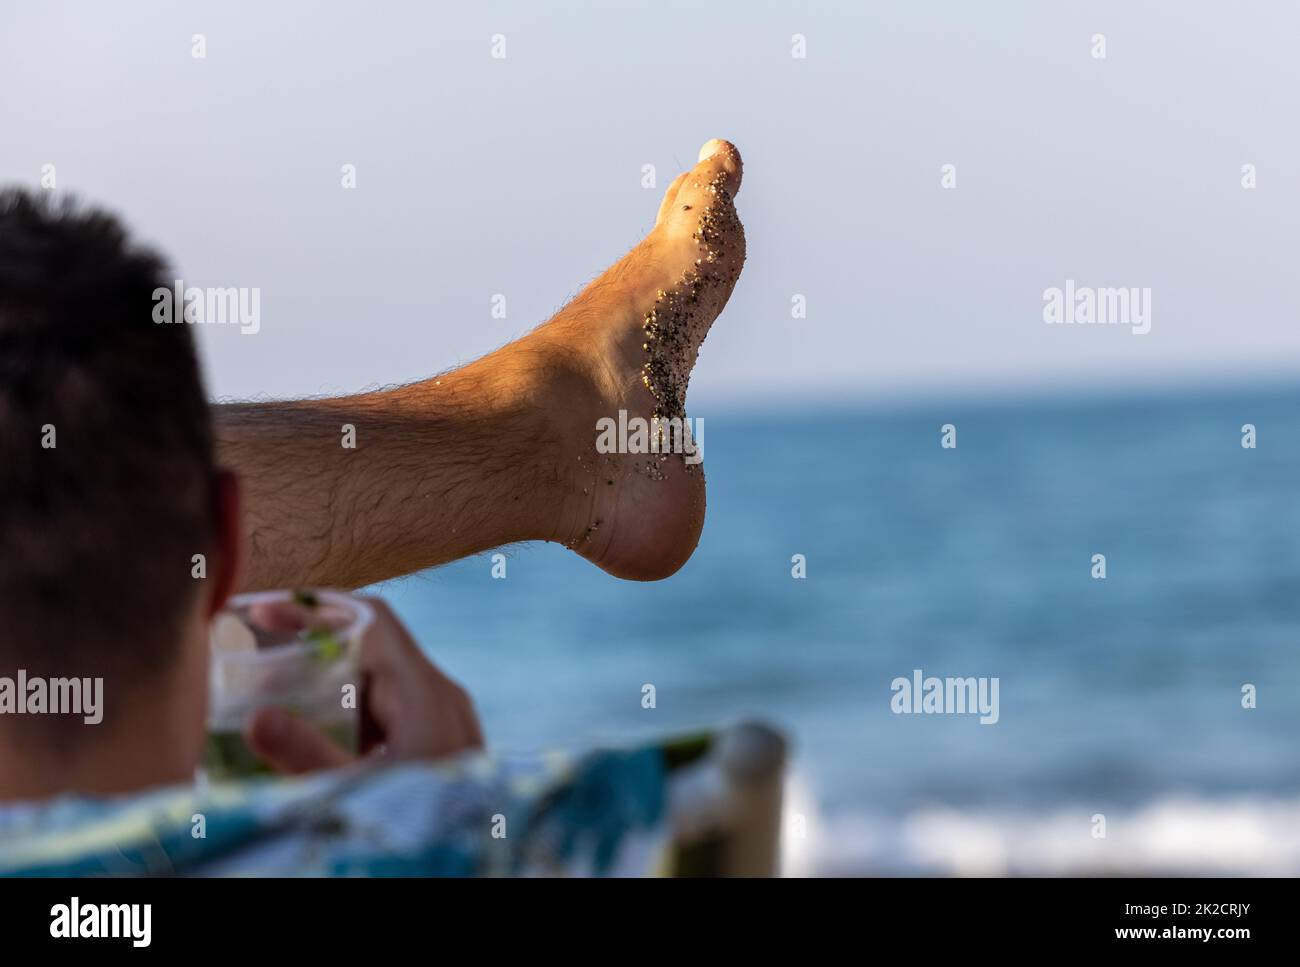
[379,383,1300,874]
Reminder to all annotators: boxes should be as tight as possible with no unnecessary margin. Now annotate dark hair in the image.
[0,188,215,686]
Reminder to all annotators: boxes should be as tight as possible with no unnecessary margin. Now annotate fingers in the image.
[244,707,354,775]
[232,592,483,774]
[353,594,486,758]
[355,595,430,671]
[247,597,352,634]
[456,687,486,750]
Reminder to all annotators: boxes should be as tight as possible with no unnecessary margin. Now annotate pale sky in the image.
[4,0,1297,407]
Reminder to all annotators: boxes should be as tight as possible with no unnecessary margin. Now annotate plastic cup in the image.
[204,590,373,780]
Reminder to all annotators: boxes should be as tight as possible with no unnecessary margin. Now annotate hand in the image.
[242,594,484,774]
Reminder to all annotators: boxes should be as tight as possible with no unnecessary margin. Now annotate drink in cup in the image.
[204,589,373,779]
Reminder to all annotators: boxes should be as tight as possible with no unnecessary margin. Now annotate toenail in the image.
[697,139,726,162]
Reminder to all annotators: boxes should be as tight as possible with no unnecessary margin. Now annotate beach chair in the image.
[662,721,787,876]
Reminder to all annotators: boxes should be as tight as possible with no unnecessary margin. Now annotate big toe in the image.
[656,140,743,230]
[657,141,745,271]
[658,140,743,229]
[693,139,743,197]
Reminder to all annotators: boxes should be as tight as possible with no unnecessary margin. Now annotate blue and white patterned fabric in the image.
[0,746,668,877]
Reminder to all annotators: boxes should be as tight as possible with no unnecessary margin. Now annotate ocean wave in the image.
[780,776,1300,876]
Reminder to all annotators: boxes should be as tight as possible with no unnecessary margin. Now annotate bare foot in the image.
[217,141,745,590]
[533,139,746,580]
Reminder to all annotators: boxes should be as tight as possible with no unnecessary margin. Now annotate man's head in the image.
[0,188,239,795]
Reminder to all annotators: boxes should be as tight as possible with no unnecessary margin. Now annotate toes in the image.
[692,139,742,198]
[657,139,743,236]
[655,172,690,227]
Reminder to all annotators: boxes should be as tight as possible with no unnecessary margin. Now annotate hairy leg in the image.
[218,140,745,591]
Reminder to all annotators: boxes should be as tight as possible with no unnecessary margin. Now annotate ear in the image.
[205,468,243,618]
